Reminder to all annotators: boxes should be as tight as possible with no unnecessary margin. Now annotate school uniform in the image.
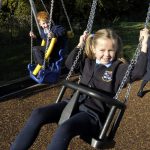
[66,47,147,92]
[33,25,66,65]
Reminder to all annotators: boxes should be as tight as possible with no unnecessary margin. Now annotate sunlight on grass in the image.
[117,22,147,29]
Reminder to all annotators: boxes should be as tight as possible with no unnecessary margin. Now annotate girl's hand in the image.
[47,32,54,39]
[77,31,89,48]
[140,28,150,53]
[139,28,149,42]
[29,31,36,38]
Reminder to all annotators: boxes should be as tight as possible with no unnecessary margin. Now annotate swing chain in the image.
[124,83,131,103]
[60,0,73,32]
[43,0,54,69]
[145,3,150,28]
[48,0,54,33]
[86,0,98,33]
[66,0,98,80]
[30,9,33,64]
[114,40,142,100]
[66,47,83,80]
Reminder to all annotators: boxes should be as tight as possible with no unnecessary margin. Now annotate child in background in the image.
[10,28,149,150]
[30,11,66,66]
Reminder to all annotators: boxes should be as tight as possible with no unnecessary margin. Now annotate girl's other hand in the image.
[77,31,89,48]
[140,28,150,53]
[47,32,54,39]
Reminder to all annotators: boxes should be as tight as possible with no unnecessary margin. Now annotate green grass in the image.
[0,22,148,84]
[113,22,146,60]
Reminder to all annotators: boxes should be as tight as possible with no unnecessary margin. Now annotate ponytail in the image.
[84,34,95,59]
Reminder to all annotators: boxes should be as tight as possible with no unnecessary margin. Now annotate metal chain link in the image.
[66,48,83,80]
[43,0,54,69]
[114,37,143,100]
[60,0,73,32]
[86,0,98,33]
[145,3,150,28]
[124,83,131,103]
[66,0,98,80]
[48,0,54,34]
[30,9,33,64]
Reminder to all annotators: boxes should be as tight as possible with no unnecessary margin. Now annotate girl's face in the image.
[93,38,116,65]
[39,20,48,29]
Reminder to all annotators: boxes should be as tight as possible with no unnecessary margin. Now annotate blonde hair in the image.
[85,29,123,60]
[37,11,49,23]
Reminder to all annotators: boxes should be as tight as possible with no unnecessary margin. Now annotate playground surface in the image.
[0,80,150,150]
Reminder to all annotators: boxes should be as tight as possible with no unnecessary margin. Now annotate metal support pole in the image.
[29,0,42,36]
[55,85,66,103]
[99,106,117,139]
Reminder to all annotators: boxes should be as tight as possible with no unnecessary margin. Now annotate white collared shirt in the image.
[96,59,112,68]
[44,28,49,35]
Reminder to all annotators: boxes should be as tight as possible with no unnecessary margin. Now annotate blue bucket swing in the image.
[28,47,64,84]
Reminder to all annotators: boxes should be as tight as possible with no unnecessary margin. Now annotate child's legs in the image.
[47,111,98,150]
[33,46,45,65]
[10,101,67,150]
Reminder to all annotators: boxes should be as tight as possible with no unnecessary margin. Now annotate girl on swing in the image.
[10,28,149,150]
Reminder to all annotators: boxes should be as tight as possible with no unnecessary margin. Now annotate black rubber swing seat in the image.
[56,81,126,149]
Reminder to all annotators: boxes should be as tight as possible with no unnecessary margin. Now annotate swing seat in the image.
[28,49,64,84]
[56,81,126,149]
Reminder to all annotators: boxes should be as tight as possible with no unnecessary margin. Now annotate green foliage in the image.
[75,0,91,8]
[1,0,8,8]
[7,0,18,13]
[1,0,30,22]
[14,1,30,22]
